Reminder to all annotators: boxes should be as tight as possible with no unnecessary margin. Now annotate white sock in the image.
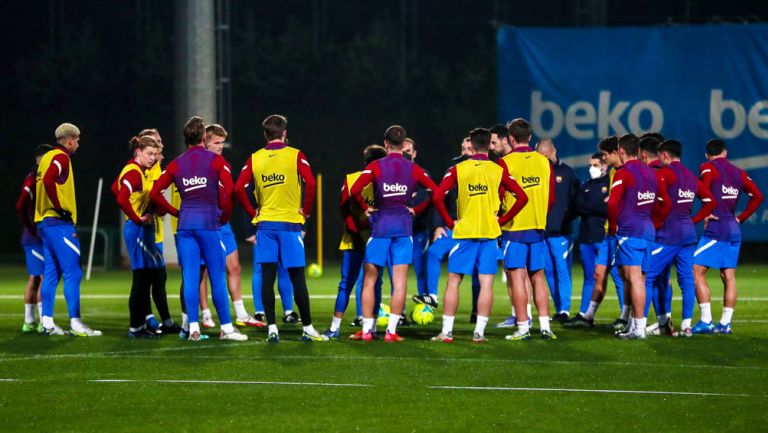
[441,315,455,335]
[428,295,438,304]
[387,314,401,334]
[221,323,234,334]
[584,301,599,320]
[70,318,84,332]
[303,324,317,335]
[182,313,189,331]
[362,318,374,333]
[681,318,692,330]
[129,326,142,332]
[558,310,569,317]
[517,320,530,335]
[474,315,489,336]
[527,303,532,320]
[510,306,515,316]
[658,314,669,326]
[37,302,42,320]
[284,309,294,316]
[255,310,265,315]
[268,324,279,335]
[539,316,551,333]
[635,317,647,331]
[720,307,734,325]
[330,317,342,332]
[202,308,212,319]
[189,322,200,335]
[620,305,631,321]
[42,315,54,329]
[146,314,155,321]
[699,303,712,323]
[24,304,35,323]
[233,300,248,319]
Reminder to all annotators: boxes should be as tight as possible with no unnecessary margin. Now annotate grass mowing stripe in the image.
[429,385,760,398]
[3,294,768,301]
[89,379,371,387]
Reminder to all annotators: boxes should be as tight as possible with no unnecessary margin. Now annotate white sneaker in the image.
[70,324,103,337]
[42,324,66,336]
[202,314,216,328]
[220,329,248,341]
[646,322,660,336]
[616,328,647,340]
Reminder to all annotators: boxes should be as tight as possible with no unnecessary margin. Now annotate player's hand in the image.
[302,230,306,239]
[365,207,377,217]
[433,226,447,242]
[408,207,416,216]
[299,209,309,218]
[139,214,152,226]
[55,208,73,223]
[703,214,719,229]
[245,235,256,244]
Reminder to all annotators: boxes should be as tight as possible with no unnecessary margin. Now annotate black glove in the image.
[55,208,73,223]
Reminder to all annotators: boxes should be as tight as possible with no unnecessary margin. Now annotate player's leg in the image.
[543,238,560,314]
[527,241,554,338]
[715,241,741,334]
[434,239,477,342]
[551,236,573,320]
[53,223,99,336]
[675,245,696,335]
[615,238,649,339]
[198,267,215,328]
[421,232,453,307]
[578,243,597,315]
[386,236,413,341]
[412,230,430,297]
[278,230,326,341]
[124,222,158,338]
[38,226,64,334]
[177,230,203,339]
[472,240,498,341]
[470,267,480,323]
[326,250,364,338]
[357,238,390,340]
[22,243,44,332]
[566,242,598,328]
[251,261,265,321]
[278,264,297,322]
[199,230,245,341]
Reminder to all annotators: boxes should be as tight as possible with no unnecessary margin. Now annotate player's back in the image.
[35,147,77,224]
[251,145,304,225]
[173,147,220,231]
[499,149,550,232]
[656,161,698,245]
[453,158,503,239]
[704,158,744,242]
[370,154,417,238]
[617,160,657,241]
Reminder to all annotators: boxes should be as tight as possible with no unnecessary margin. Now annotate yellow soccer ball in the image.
[411,304,435,325]
[376,304,391,327]
[307,263,323,278]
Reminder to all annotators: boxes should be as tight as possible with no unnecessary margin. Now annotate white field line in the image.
[1,350,765,371]
[429,385,759,398]
[89,379,369,387]
[0,378,18,382]
[1,294,768,301]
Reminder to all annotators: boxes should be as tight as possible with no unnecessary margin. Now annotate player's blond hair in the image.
[55,123,80,141]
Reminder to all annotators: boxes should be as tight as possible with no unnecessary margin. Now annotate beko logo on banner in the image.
[530,90,768,140]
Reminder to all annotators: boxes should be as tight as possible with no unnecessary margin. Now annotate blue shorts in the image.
[595,236,617,267]
[693,237,741,269]
[616,236,650,269]
[448,239,498,275]
[124,220,165,269]
[220,223,238,256]
[255,228,305,268]
[502,240,547,271]
[365,236,413,267]
[23,243,45,276]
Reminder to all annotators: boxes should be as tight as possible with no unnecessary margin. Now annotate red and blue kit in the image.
[16,172,44,277]
[608,160,658,268]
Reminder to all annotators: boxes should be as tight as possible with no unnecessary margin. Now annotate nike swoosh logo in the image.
[269,154,277,158]
[585,189,590,192]
[524,156,532,159]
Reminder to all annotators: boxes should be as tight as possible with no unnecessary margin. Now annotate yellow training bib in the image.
[453,159,503,239]
[339,171,375,250]
[35,148,77,224]
[499,150,550,232]
[251,146,305,225]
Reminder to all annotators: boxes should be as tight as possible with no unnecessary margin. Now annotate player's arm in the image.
[412,164,437,215]
[297,151,316,217]
[652,168,673,229]
[42,152,70,213]
[736,171,764,223]
[15,177,36,235]
[149,162,179,217]
[234,158,257,219]
[547,162,556,212]
[115,170,147,224]
[350,163,377,212]
[497,170,529,226]
[432,167,457,229]
[339,182,359,234]
[692,179,716,224]
[213,156,234,223]
[699,162,717,190]
[607,169,631,233]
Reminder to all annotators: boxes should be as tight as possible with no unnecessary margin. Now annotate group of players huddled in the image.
[15,115,763,342]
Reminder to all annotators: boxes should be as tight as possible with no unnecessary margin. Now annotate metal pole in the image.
[86,178,103,280]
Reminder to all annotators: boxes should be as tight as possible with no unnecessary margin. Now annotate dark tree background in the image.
[1,0,765,263]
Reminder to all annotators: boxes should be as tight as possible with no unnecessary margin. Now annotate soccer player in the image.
[323,144,388,339]
[691,139,763,334]
[112,135,164,338]
[233,114,327,342]
[35,123,101,336]
[498,118,556,341]
[609,134,659,340]
[403,138,432,310]
[535,138,578,322]
[203,123,260,328]
[431,127,528,343]
[16,144,52,333]
[350,125,439,342]
[150,116,247,342]
[565,137,626,328]
[645,139,716,337]
[137,128,179,335]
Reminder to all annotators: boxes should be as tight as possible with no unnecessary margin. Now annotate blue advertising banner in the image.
[498,24,768,240]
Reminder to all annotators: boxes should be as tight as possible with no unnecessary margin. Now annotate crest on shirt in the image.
[601,186,608,193]
[556,176,563,183]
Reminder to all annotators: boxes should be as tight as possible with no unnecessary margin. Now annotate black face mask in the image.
[403,152,413,161]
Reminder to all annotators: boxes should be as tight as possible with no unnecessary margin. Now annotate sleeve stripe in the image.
[300,159,310,166]
[24,186,33,199]
[443,172,452,178]
[702,198,712,202]
[611,180,623,188]
[701,169,711,174]
[122,179,133,194]
[362,170,371,174]
[53,160,63,175]
[223,166,231,174]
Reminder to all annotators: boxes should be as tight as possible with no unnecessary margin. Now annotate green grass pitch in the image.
[0,263,766,432]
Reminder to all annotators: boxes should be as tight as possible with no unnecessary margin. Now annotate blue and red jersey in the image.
[608,159,659,241]
[150,146,233,231]
[350,153,437,238]
[655,161,716,246]
[699,158,763,242]
[15,172,40,245]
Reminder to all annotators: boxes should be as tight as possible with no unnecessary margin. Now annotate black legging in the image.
[129,269,152,328]
[261,264,312,326]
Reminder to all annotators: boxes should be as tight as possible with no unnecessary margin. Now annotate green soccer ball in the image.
[307,263,323,278]
[376,304,391,327]
[411,304,435,325]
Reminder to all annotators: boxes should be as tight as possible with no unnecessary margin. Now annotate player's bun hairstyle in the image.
[55,123,80,140]
[706,139,727,156]
[384,125,407,147]
[506,118,531,144]
[640,132,665,143]
[597,135,619,153]
[138,128,159,138]
[639,136,660,155]
[129,135,160,154]
[618,134,640,156]
[489,124,510,141]
[658,139,682,158]
[183,116,205,146]
[205,123,228,140]
[469,128,491,151]
[263,114,288,140]
[363,144,388,165]
[590,152,605,162]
